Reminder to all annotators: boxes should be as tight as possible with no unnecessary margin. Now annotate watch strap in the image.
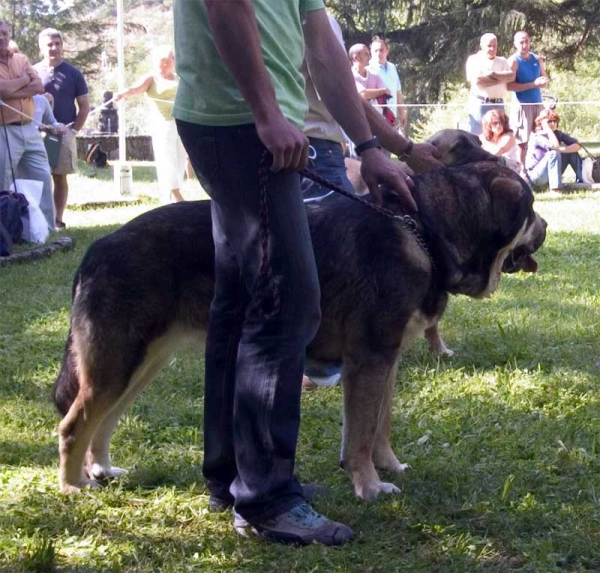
[355,136,381,156]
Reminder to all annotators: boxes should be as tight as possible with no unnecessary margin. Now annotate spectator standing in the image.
[368,36,406,131]
[525,108,583,192]
[0,22,55,230]
[34,27,90,230]
[465,33,514,135]
[174,0,415,546]
[115,46,186,203]
[507,31,549,165]
[349,43,390,106]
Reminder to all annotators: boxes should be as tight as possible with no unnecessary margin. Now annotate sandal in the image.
[55,220,66,231]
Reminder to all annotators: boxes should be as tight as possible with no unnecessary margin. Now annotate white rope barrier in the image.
[0,96,117,129]
[374,100,600,109]
[0,98,53,130]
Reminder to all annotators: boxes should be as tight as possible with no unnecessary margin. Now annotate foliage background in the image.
[1,0,598,139]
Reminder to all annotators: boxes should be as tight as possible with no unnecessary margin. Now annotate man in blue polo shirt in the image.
[34,28,89,230]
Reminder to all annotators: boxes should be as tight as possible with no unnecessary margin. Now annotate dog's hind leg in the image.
[86,331,191,482]
[341,352,402,501]
[58,383,121,494]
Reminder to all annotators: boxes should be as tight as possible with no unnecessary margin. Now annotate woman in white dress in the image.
[115,46,186,203]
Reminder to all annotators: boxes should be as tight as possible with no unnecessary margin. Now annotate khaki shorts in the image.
[511,103,543,145]
[52,129,78,175]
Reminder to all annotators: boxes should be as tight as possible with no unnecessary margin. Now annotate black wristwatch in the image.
[355,136,382,156]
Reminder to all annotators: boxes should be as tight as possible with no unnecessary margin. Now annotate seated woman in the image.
[525,109,583,192]
[479,109,521,174]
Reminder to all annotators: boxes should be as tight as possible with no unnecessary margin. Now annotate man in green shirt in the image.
[174,0,413,546]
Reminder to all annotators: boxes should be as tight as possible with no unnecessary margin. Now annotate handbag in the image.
[43,132,63,169]
[580,144,600,184]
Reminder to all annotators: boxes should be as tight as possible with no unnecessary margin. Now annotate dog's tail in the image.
[52,328,81,416]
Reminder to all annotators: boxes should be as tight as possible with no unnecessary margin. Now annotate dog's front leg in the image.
[425,322,454,356]
[341,355,402,501]
[372,364,409,474]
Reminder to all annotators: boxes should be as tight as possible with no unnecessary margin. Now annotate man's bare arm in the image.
[360,87,390,100]
[507,57,548,92]
[205,0,308,171]
[476,69,515,88]
[0,74,30,99]
[396,90,406,128]
[73,95,90,131]
[490,69,516,82]
[361,99,442,172]
[114,75,153,101]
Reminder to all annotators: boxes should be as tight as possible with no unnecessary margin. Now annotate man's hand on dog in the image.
[360,148,417,211]
[405,142,444,173]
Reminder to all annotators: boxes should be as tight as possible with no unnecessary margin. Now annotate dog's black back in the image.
[54,162,537,415]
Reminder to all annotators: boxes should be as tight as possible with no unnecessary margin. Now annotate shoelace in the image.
[289,503,322,525]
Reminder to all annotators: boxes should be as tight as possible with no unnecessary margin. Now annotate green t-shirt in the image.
[173,0,324,128]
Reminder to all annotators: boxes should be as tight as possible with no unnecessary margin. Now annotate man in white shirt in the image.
[465,33,515,135]
[368,36,406,131]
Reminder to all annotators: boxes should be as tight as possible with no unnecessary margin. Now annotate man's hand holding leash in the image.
[255,112,309,172]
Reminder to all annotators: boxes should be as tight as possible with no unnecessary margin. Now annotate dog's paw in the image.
[374,457,409,473]
[60,477,101,494]
[372,448,409,473]
[355,479,402,501]
[89,464,128,482]
[378,481,402,495]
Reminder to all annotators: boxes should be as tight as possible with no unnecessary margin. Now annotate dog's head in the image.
[414,162,545,298]
[427,129,499,166]
[502,213,547,273]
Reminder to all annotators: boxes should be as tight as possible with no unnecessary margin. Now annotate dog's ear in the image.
[489,176,531,240]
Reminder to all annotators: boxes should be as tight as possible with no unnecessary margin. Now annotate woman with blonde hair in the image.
[479,109,521,173]
[525,108,583,192]
[115,46,186,203]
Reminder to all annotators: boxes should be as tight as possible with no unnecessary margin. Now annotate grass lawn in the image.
[1,164,599,572]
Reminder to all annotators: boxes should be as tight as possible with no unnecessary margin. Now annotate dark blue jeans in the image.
[301,137,350,380]
[301,137,354,201]
[528,150,583,189]
[176,121,321,522]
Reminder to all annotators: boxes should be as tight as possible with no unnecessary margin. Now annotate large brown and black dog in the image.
[53,149,546,500]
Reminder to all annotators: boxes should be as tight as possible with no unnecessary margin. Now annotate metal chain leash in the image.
[298,166,437,274]
[256,151,437,317]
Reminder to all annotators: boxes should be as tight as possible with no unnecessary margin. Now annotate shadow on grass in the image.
[0,440,57,467]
